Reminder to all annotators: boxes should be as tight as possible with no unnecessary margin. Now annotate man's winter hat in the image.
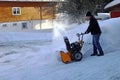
[86,11,92,16]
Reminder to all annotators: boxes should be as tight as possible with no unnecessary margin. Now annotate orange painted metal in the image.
[60,51,72,63]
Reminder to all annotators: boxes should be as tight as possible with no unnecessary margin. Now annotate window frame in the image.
[12,7,21,16]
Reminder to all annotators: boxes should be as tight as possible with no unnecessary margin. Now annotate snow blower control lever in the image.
[60,33,84,63]
[76,33,84,47]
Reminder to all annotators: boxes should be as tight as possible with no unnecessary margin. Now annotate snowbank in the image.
[95,13,110,20]
[99,17,120,53]
[0,30,52,42]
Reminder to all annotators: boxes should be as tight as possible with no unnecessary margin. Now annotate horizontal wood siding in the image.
[0,7,56,22]
[42,7,56,19]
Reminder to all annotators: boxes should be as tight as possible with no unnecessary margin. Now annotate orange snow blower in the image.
[60,33,84,63]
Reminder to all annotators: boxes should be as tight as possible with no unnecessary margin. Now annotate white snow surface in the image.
[105,0,120,9]
[0,17,120,80]
[0,30,52,42]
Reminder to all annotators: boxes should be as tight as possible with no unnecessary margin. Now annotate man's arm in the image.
[85,25,91,34]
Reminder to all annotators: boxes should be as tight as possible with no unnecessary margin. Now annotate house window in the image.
[22,22,27,29]
[2,24,7,27]
[13,23,17,26]
[12,7,21,15]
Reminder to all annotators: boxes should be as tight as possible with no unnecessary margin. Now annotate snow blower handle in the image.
[80,33,84,46]
[76,33,84,46]
[76,33,80,37]
[81,33,84,41]
[76,33,84,40]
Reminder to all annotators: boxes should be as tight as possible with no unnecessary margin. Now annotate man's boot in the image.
[91,53,98,56]
[97,51,104,56]
[91,49,98,56]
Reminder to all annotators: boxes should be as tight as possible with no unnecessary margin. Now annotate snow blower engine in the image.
[60,33,84,63]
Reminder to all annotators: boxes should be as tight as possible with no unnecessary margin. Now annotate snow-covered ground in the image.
[0,17,120,80]
[0,30,52,42]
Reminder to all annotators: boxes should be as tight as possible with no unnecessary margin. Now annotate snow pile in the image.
[100,17,120,53]
[95,13,110,20]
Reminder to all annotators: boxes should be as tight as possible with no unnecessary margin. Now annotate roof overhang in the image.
[104,0,120,10]
[105,3,120,10]
[0,1,58,7]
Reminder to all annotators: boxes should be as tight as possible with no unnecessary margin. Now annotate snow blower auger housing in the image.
[60,33,84,63]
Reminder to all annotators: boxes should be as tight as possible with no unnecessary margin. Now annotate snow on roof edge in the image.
[105,0,120,9]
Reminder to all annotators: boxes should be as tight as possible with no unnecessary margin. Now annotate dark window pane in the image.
[22,23,27,29]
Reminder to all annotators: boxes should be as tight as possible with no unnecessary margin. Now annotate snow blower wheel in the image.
[72,52,83,61]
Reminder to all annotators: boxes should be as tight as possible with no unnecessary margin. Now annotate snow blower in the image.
[60,33,84,63]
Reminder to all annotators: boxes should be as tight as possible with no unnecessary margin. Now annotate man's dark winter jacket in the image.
[85,16,102,35]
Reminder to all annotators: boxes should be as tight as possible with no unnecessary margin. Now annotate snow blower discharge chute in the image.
[60,33,84,63]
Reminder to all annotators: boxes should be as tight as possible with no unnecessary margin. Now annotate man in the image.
[84,11,104,56]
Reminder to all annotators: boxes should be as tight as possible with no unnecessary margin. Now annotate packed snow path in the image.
[0,18,120,80]
[0,41,120,80]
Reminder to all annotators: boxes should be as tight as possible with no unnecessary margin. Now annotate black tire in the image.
[72,52,83,61]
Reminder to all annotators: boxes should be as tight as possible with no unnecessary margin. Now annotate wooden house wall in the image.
[0,7,56,22]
